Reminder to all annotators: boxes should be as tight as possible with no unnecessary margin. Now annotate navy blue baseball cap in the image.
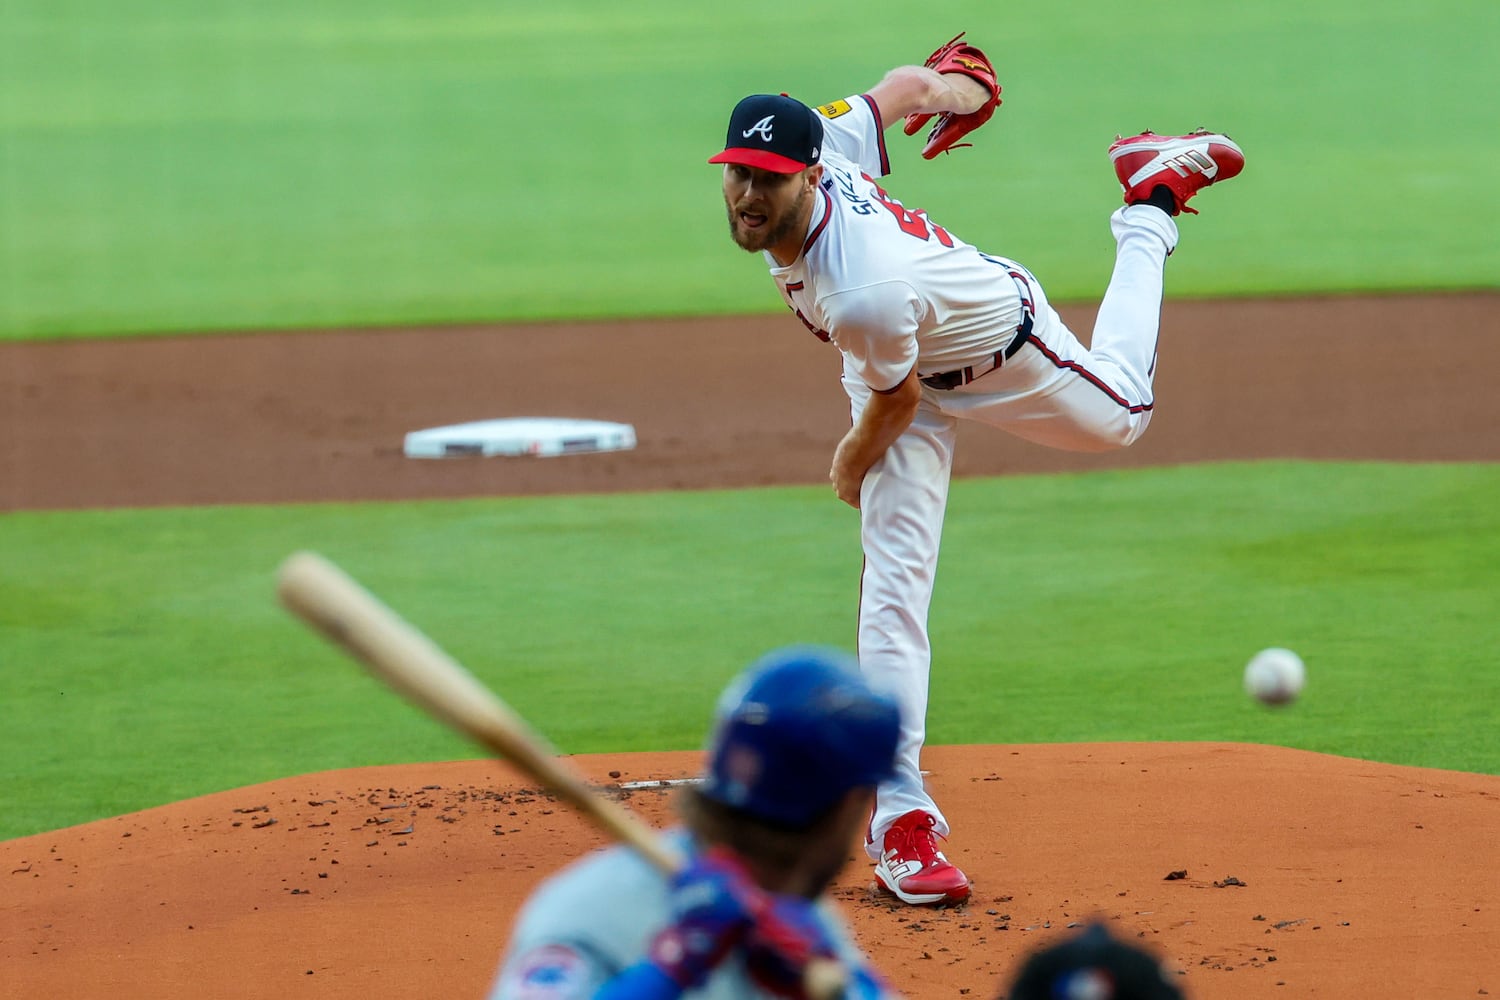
[698,645,900,829]
[709,94,824,174]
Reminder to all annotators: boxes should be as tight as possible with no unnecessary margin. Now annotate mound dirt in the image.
[3,744,1496,1000]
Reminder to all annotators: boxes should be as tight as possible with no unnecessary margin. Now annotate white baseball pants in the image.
[853,204,1179,854]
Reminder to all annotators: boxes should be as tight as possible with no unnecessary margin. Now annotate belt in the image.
[919,266,1036,391]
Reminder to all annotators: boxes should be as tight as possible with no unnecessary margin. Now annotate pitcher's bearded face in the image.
[722,164,811,254]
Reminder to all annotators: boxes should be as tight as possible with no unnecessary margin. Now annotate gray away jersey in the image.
[489,831,895,1000]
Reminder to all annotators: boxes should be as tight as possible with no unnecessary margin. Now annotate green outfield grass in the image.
[2,0,1497,340]
[4,460,1497,840]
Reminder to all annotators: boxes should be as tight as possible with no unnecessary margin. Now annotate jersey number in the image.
[864,172,954,247]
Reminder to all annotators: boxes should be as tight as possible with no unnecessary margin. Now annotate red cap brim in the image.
[708,148,808,173]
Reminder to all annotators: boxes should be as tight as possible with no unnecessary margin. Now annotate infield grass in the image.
[3,0,1498,340]
[4,460,1498,840]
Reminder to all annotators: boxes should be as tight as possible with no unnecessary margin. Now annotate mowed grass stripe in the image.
[3,460,1497,839]
[3,0,1498,339]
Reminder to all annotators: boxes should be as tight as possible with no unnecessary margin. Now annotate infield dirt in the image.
[3,294,1499,999]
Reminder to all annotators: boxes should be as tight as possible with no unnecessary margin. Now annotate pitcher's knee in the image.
[1080,414,1151,451]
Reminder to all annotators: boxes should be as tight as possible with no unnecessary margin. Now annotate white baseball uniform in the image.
[490,830,895,1000]
[762,95,1180,853]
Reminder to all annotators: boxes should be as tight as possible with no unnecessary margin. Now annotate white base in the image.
[615,778,702,790]
[403,417,636,459]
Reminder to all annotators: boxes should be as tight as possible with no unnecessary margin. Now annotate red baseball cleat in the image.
[873,810,971,906]
[1108,129,1244,215]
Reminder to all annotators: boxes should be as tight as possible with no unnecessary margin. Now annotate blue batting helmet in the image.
[698,645,901,829]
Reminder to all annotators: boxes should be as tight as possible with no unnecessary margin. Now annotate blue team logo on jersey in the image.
[524,965,569,987]
[507,944,590,999]
[829,166,876,216]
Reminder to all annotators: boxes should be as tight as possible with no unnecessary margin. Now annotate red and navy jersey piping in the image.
[800,187,834,257]
[858,94,891,175]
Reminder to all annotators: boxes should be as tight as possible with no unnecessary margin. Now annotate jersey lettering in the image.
[825,170,877,216]
[862,172,955,247]
[817,99,853,119]
[783,282,831,342]
[793,307,831,342]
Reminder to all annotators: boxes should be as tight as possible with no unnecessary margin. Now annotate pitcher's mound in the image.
[2,743,1495,1000]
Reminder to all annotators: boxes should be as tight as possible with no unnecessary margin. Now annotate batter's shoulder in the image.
[538,841,667,906]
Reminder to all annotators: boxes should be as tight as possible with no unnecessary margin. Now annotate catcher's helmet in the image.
[1007,923,1185,1000]
[698,645,900,829]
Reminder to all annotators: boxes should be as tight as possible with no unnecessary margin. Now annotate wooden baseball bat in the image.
[274,551,846,999]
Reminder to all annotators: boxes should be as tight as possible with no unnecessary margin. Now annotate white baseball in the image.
[1243,647,1305,705]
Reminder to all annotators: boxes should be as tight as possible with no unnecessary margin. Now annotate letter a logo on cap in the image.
[742,115,776,142]
[709,96,822,174]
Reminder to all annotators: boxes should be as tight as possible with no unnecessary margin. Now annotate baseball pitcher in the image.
[707,33,1244,907]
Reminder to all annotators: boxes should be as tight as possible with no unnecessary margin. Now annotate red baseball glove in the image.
[903,32,1002,159]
